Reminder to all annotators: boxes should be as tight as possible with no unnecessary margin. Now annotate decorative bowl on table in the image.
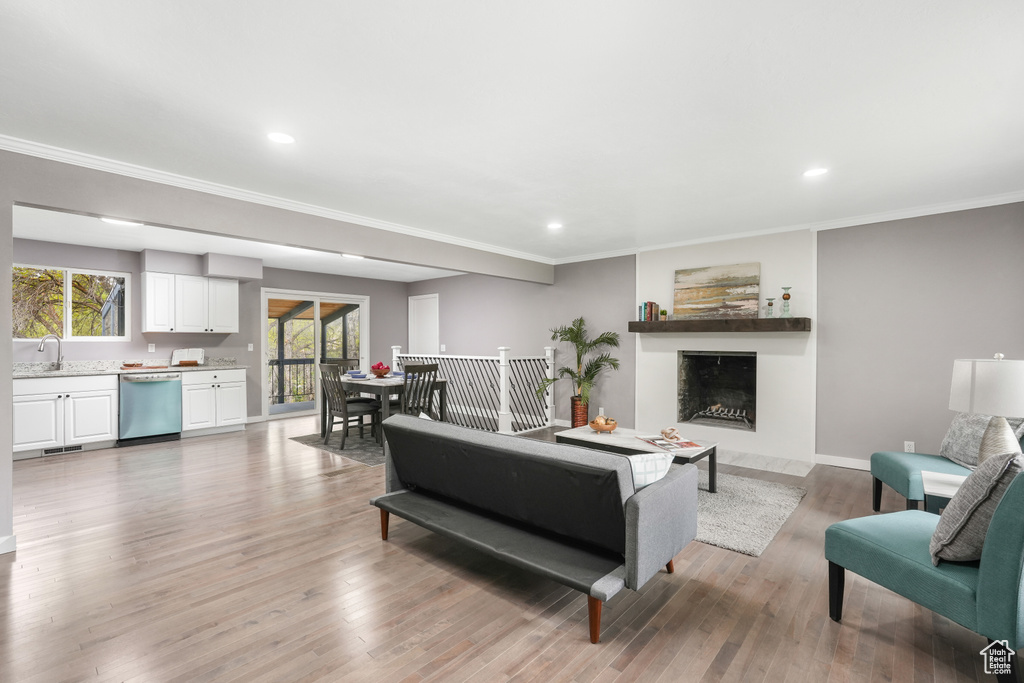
[589,418,618,434]
[371,368,390,378]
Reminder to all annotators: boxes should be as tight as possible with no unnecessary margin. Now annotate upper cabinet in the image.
[142,272,175,332]
[208,278,240,333]
[142,272,239,333]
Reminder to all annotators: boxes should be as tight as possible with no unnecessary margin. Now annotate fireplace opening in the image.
[678,351,756,431]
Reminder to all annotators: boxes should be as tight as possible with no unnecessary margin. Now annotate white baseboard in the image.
[815,453,871,471]
[552,419,571,427]
[182,424,246,439]
[246,415,266,423]
[0,535,16,555]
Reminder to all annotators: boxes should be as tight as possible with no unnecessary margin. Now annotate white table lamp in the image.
[949,354,1024,463]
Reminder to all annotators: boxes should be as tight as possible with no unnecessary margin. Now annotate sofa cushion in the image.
[940,412,1024,469]
[382,415,634,555]
[930,452,1023,565]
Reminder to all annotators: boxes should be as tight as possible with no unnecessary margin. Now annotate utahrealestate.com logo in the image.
[980,640,1015,676]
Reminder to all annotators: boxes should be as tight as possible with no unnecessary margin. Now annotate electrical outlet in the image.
[248,343,253,351]
[147,343,155,353]
[598,406,605,416]
[440,344,446,352]
[904,441,915,453]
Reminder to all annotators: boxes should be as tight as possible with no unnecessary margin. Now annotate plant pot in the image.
[571,395,589,428]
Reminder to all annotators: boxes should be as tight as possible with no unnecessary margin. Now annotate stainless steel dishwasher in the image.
[118,372,183,444]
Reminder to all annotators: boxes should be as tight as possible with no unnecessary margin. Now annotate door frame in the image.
[260,288,370,420]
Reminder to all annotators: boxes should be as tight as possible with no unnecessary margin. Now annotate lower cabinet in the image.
[181,369,247,431]
[13,376,119,453]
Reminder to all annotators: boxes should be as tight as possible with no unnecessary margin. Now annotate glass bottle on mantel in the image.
[765,298,775,318]
[780,287,792,318]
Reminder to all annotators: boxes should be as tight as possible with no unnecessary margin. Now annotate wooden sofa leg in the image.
[587,596,603,644]
[906,499,920,511]
[380,510,390,541]
[872,477,882,512]
[829,561,845,622]
[665,560,675,574]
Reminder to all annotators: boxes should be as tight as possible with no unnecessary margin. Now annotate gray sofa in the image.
[369,414,699,643]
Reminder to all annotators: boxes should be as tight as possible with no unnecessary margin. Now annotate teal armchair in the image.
[826,473,1024,682]
[871,432,1024,512]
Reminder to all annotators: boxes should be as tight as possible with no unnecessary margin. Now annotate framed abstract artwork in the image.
[673,262,760,319]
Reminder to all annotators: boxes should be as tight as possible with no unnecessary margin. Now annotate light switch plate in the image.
[147,343,155,353]
[248,343,253,351]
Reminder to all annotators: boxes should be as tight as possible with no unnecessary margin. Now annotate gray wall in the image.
[407,255,637,426]
[12,240,412,418]
[816,202,1024,461]
[1,187,12,548]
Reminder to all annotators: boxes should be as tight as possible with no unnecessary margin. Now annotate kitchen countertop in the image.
[14,358,248,379]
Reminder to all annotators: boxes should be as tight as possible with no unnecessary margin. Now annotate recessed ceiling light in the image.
[100,217,144,226]
[341,253,364,260]
[803,168,829,177]
[267,132,295,144]
[547,222,563,230]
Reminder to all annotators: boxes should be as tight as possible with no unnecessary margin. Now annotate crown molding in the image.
[4,133,1021,270]
[805,190,1024,232]
[633,189,1024,255]
[552,245,640,265]
[0,134,556,266]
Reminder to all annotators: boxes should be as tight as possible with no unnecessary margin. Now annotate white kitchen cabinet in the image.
[142,272,175,333]
[214,382,247,426]
[181,369,247,431]
[13,376,118,453]
[142,272,239,333]
[182,384,217,430]
[13,394,63,451]
[207,278,239,333]
[64,390,119,445]
[174,275,210,333]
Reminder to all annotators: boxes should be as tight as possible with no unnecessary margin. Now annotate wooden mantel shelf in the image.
[628,317,812,333]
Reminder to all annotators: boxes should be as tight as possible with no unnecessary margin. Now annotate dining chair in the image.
[332,358,374,405]
[400,363,439,417]
[320,363,379,449]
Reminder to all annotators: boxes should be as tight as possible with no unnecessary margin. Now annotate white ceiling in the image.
[13,206,462,282]
[2,2,1023,263]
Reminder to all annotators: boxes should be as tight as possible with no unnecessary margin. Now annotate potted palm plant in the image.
[536,317,620,427]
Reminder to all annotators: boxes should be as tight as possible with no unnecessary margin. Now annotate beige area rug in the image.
[695,470,806,557]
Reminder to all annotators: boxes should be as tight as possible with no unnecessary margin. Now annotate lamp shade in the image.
[949,358,1024,417]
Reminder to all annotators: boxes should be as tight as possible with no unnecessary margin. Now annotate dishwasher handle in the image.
[121,373,182,383]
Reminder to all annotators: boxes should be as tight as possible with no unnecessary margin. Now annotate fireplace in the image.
[678,351,757,431]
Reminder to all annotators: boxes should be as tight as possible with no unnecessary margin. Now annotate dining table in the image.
[320,375,448,441]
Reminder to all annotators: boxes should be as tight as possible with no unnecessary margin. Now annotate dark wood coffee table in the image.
[555,425,718,492]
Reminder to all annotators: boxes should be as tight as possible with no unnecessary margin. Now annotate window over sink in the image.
[12,265,131,341]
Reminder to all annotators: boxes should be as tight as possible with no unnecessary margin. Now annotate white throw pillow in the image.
[626,452,674,489]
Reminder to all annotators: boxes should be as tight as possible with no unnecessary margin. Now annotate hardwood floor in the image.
[1,417,993,682]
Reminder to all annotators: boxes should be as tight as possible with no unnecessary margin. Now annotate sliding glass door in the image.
[266,298,316,415]
[262,289,368,419]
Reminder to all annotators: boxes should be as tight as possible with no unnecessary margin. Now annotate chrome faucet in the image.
[37,334,63,370]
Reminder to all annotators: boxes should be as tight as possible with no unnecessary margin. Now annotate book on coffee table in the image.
[636,435,702,452]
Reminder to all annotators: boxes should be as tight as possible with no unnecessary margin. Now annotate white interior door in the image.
[408,294,439,354]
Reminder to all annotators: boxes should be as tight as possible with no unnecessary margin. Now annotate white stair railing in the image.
[391,346,552,434]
